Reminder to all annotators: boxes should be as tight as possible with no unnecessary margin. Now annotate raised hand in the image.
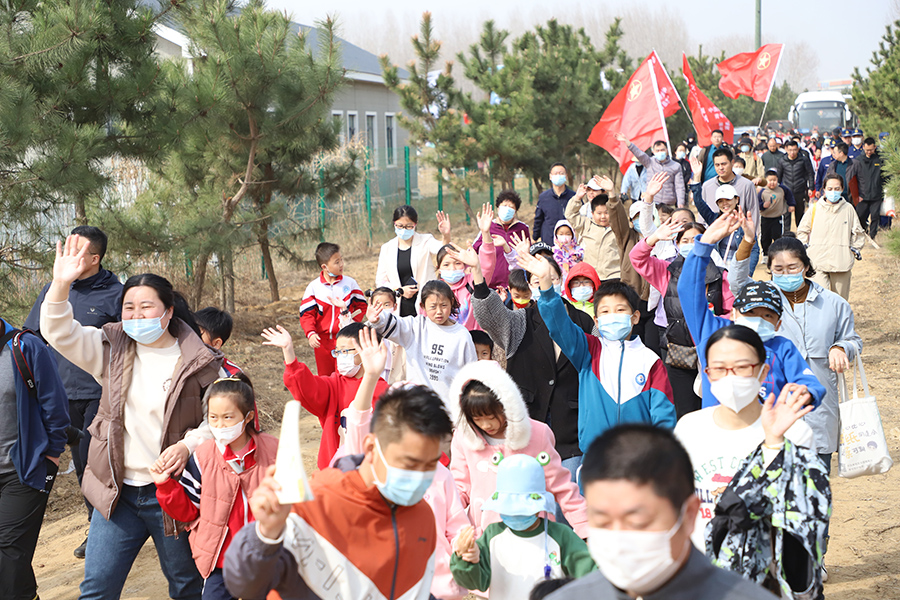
[53,235,91,285]
[516,252,553,287]
[761,386,814,448]
[352,325,388,378]
[436,211,451,239]
[445,244,480,268]
[261,325,296,363]
[737,209,757,242]
[475,203,494,236]
[614,132,630,146]
[509,230,532,251]
[366,302,385,325]
[491,235,511,253]
[689,155,702,182]
[574,183,588,201]
[647,220,683,247]
[330,294,348,310]
[645,172,670,199]
[700,211,742,245]
[594,175,614,192]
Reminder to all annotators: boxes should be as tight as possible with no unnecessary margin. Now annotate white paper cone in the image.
[274,400,314,504]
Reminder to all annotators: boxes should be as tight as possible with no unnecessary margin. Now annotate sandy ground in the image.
[31,205,900,599]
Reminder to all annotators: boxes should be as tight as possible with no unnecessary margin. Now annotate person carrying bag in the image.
[837,355,893,478]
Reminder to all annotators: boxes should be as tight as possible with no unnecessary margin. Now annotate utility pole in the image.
[755,0,762,49]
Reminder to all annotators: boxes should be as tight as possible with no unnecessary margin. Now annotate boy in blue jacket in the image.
[0,318,69,600]
[517,251,676,454]
[677,212,826,410]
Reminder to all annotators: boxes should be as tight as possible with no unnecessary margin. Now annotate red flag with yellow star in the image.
[717,43,784,102]
[588,53,671,174]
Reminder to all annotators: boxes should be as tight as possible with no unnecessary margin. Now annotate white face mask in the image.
[588,506,689,595]
[211,418,247,446]
[336,353,361,377]
[710,373,763,413]
[733,167,745,177]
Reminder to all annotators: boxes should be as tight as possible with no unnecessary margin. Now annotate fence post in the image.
[318,167,326,242]
[529,179,534,204]
[488,159,494,202]
[365,148,372,245]
[185,253,193,280]
[437,172,443,212]
[404,146,411,206]
[464,166,471,225]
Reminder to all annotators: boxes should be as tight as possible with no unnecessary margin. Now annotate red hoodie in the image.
[563,261,602,304]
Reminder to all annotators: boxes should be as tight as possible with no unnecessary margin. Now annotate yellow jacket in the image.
[797,199,865,272]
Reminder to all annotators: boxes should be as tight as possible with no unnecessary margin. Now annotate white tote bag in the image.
[837,356,893,478]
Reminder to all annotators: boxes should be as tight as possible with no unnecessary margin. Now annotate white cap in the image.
[587,178,603,191]
[715,184,738,201]
[629,202,643,219]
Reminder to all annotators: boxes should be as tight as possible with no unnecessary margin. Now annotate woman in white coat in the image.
[376,205,451,316]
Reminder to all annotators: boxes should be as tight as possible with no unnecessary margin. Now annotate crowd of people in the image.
[0,123,886,600]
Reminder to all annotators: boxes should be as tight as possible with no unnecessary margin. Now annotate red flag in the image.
[588,53,670,174]
[717,43,784,102]
[682,53,734,147]
[649,51,681,120]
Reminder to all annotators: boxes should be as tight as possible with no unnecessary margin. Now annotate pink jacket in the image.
[340,405,471,600]
[630,239,734,313]
[446,361,588,539]
[445,242,496,331]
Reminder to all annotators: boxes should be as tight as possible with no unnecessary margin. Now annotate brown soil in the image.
[32,207,900,599]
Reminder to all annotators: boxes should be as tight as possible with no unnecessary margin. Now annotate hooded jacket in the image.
[563,262,601,315]
[551,219,584,278]
[537,287,676,452]
[446,361,588,538]
[796,199,865,273]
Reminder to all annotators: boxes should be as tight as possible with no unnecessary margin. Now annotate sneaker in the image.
[73,535,88,559]
[821,565,828,583]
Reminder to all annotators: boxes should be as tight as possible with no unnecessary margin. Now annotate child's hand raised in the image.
[594,174,614,193]
[445,244,480,268]
[517,252,553,288]
[508,231,532,254]
[353,326,388,378]
[491,235,511,253]
[647,220,683,247]
[700,211,742,246]
[761,386,814,449]
[454,525,480,563]
[645,172,669,199]
[366,302,385,325]
[737,209,757,243]
[261,325,297,364]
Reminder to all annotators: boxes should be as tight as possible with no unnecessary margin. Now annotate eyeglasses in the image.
[705,363,761,379]
[330,349,358,358]
[770,264,805,275]
[394,224,415,230]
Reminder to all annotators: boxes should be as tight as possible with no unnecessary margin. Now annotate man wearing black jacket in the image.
[776,139,815,228]
[855,137,885,238]
[23,225,122,559]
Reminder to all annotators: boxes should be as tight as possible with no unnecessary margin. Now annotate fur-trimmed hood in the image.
[447,360,531,451]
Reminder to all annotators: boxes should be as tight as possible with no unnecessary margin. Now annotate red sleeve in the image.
[155,477,200,523]
[349,296,368,323]
[283,359,334,419]
[373,378,390,405]
[647,359,675,405]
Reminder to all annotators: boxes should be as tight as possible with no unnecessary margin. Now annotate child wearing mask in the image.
[565,175,621,280]
[339,327,472,600]
[679,211,826,409]
[520,249,676,453]
[299,242,367,376]
[563,262,601,316]
[447,360,588,537]
[436,205,497,331]
[474,190,530,288]
[150,377,278,600]
[365,287,407,383]
[260,322,389,469]
[451,454,595,600]
[368,280,478,403]
[508,269,534,309]
[797,174,865,300]
[758,169,796,254]
[551,220,583,278]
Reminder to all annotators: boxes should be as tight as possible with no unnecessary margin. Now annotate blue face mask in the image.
[530,286,541,301]
[395,226,415,241]
[741,145,751,153]
[632,219,641,233]
[675,150,686,160]
[326,271,339,278]
[498,205,516,223]
[735,315,778,342]
[550,174,567,187]
[371,440,435,506]
[122,316,168,345]
[825,190,843,203]
[654,151,667,162]
[679,243,694,258]
[597,313,633,341]
[441,269,465,284]
[572,286,594,303]
[500,514,538,531]
[772,273,805,292]
[552,283,563,295]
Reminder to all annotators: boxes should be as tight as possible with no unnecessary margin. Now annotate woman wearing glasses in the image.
[39,236,225,600]
[375,205,452,317]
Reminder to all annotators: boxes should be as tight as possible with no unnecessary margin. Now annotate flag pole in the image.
[647,52,672,152]
[756,45,785,130]
[677,52,698,131]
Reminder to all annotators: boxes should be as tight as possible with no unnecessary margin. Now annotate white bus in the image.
[788,91,857,134]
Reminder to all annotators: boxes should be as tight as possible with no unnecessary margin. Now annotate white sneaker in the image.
[821,565,828,583]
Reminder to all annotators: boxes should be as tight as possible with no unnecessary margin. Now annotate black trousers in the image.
[69,398,100,519]
[0,462,58,600]
[664,364,703,419]
[760,215,784,256]
[791,189,808,229]
[856,200,882,239]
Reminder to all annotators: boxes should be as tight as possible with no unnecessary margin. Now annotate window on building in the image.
[385,114,395,166]
[347,112,357,141]
[366,113,377,167]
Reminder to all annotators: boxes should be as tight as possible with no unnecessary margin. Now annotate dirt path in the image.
[32,226,900,599]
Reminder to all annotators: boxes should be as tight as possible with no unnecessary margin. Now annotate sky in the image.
[264,0,896,82]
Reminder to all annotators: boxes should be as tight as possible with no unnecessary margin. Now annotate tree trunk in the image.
[222,246,235,313]
[258,220,279,302]
[74,198,87,226]
[532,176,544,195]
[189,250,211,308]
